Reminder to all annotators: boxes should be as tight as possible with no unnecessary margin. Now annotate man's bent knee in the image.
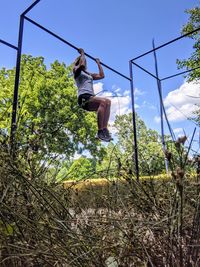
[99,99,107,107]
[105,98,111,106]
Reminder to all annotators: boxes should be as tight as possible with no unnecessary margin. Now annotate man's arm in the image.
[77,48,86,67]
[91,58,105,80]
[73,48,86,77]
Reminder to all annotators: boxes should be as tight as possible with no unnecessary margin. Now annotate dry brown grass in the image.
[0,142,199,266]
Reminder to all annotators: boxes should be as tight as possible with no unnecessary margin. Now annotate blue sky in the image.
[0,0,200,154]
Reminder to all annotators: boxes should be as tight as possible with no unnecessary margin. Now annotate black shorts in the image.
[78,93,93,110]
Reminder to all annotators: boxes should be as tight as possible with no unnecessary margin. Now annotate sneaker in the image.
[97,129,111,142]
[103,128,113,141]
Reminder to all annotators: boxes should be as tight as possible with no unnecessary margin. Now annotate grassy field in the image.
[1,144,199,267]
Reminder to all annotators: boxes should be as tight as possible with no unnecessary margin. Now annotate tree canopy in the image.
[176,6,200,127]
[177,6,200,81]
[0,55,106,165]
[113,113,166,176]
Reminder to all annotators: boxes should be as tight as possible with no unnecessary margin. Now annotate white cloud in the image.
[93,82,132,125]
[113,87,121,93]
[124,90,130,96]
[93,82,104,95]
[134,88,145,96]
[143,100,157,110]
[173,128,184,134]
[109,94,132,124]
[164,81,200,122]
[133,87,145,101]
[135,104,140,109]
[173,127,187,138]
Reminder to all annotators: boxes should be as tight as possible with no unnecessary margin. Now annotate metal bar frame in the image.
[24,16,131,81]
[0,39,18,50]
[131,27,200,62]
[7,0,199,178]
[21,0,41,16]
[152,39,168,173]
[10,0,42,150]
[10,15,25,149]
[131,61,158,80]
[9,0,132,157]
[130,28,199,179]
[161,66,200,81]
[131,62,200,83]
[129,61,139,180]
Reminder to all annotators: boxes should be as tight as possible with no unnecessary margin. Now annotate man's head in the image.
[74,56,87,70]
[74,56,81,66]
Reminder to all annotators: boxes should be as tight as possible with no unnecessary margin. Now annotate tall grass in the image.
[0,136,199,266]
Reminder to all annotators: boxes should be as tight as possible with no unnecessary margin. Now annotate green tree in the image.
[193,108,200,127]
[177,6,200,81]
[0,55,105,172]
[114,113,165,176]
[95,142,121,178]
[177,6,200,126]
[57,156,96,181]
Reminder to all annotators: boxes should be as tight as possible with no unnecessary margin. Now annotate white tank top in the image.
[75,71,94,97]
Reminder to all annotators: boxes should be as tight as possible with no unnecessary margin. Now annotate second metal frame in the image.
[1,0,199,180]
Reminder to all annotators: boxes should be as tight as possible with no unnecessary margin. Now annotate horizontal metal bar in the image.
[0,39,18,50]
[131,27,200,62]
[21,0,41,16]
[24,16,131,81]
[132,61,159,80]
[161,65,200,81]
[24,16,79,49]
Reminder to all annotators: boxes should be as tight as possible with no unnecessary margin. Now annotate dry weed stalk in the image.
[0,134,199,267]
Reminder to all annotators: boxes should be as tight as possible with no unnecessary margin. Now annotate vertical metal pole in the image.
[129,60,139,180]
[10,15,24,150]
[152,39,168,172]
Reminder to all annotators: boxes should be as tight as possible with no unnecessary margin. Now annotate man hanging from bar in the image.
[73,48,112,142]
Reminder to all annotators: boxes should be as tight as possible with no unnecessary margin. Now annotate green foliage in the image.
[56,112,169,180]
[0,55,106,171]
[56,112,168,180]
[0,220,14,236]
[113,113,166,176]
[57,156,96,181]
[0,135,199,266]
[177,6,200,81]
[193,107,200,126]
[176,6,200,127]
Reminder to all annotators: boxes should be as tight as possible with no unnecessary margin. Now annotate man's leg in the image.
[87,97,111,141]
[87,97,107,130]
[102,98,111,129]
